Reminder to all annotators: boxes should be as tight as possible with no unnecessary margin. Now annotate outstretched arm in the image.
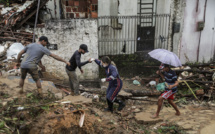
[76,56,91,70]
[49,53,70,66]
[94,59,102,66]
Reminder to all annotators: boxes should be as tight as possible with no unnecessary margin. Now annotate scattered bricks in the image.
[91,12,98,18]
[78,7,83,12]
[82,2,87,8]
[68,0,74,6]
[76,13,79,18]
[92,0,98,4]
[72,7,77,12]
[36,23,45,28]
[66,1,69,6]
[70,13,74,18]
[79,1,84,6]
[74,1,79,6]
[66,7,71,12]
[196,89,204,95]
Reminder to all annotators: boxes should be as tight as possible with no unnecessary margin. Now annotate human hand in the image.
[156,70,161,75]
[168,85,174,90]
[16,63,20,67]
[80,69,84,74]
[41,66,46,72]
[101,78,106,83]
[88,58,95,63]
[66,61,71,66]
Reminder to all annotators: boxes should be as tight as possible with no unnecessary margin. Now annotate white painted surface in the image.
[180,0,215,63]
[98,0,118,16]
[36,20,99,80]
[198,0,215,62]
[156,0,171,14]
[46,0,61,19]
[118,0,137,15]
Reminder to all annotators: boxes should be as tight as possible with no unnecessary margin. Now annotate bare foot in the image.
[175,112,180,116]
[151,114,159,119]
[18,88,24,94]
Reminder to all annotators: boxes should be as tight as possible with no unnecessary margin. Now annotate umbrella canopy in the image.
[148,49,182,67]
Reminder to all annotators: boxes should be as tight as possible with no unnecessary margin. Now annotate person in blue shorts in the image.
[94,56,125,113]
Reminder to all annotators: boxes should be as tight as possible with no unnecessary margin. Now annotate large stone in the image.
[135,112,163,125]
[60,95,92,105]
[118,90,132,97]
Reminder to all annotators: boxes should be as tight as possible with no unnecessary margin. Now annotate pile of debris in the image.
[173,63,215,99]
[0,42,25,77]
[0,0,49,44]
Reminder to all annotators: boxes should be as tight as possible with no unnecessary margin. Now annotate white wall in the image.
[46,0,61,19]
[98,0,118,16]
[118,0,137,15]
[156,0,171,14]
[179,0,215,63]
[36,20,99,81]
[198,0,215,62]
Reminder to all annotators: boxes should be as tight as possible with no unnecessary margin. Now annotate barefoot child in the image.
[152,64,180,118]
[94,56,125,113]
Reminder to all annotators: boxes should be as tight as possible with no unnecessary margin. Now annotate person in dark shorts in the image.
[66,44,92,95]
[17,36,70,96]
[94,56,125,113]
[151,63,180,118]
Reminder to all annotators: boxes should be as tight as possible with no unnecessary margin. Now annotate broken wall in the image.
[35,19,99,81]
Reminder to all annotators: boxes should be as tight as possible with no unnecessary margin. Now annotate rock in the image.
[132,106,136,109]
[121,112,129,117]
[118,90,132,97]
[55,92,63,99]
[181,124,193,130]
[60,95,92,105]
[2,101,7,106]
[101,86,107,90]
[133,108,141,113]
[135,112,163,125]
[196,89,204,95]
[127,114,134,119]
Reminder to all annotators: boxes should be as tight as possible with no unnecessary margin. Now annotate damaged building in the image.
[0,0,215,80]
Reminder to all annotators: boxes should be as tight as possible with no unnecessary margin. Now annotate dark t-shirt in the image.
[66,50,89,71]
[162,69,178,92]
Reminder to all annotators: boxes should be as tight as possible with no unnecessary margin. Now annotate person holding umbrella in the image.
[151,63,180,118]
[94,56,125,113]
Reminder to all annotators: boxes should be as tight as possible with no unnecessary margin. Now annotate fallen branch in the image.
[183,80,200,103]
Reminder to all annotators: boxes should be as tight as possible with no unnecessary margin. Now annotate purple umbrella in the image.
[148,49,182,67]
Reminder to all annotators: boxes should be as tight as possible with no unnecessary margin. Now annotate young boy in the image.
[152,64,180,118]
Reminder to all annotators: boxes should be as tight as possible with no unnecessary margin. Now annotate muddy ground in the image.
[0,77,215,134]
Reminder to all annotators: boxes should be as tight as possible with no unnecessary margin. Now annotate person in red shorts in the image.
[151,63,180,118]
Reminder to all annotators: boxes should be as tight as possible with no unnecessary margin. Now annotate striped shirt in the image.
[162,69,177,92]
